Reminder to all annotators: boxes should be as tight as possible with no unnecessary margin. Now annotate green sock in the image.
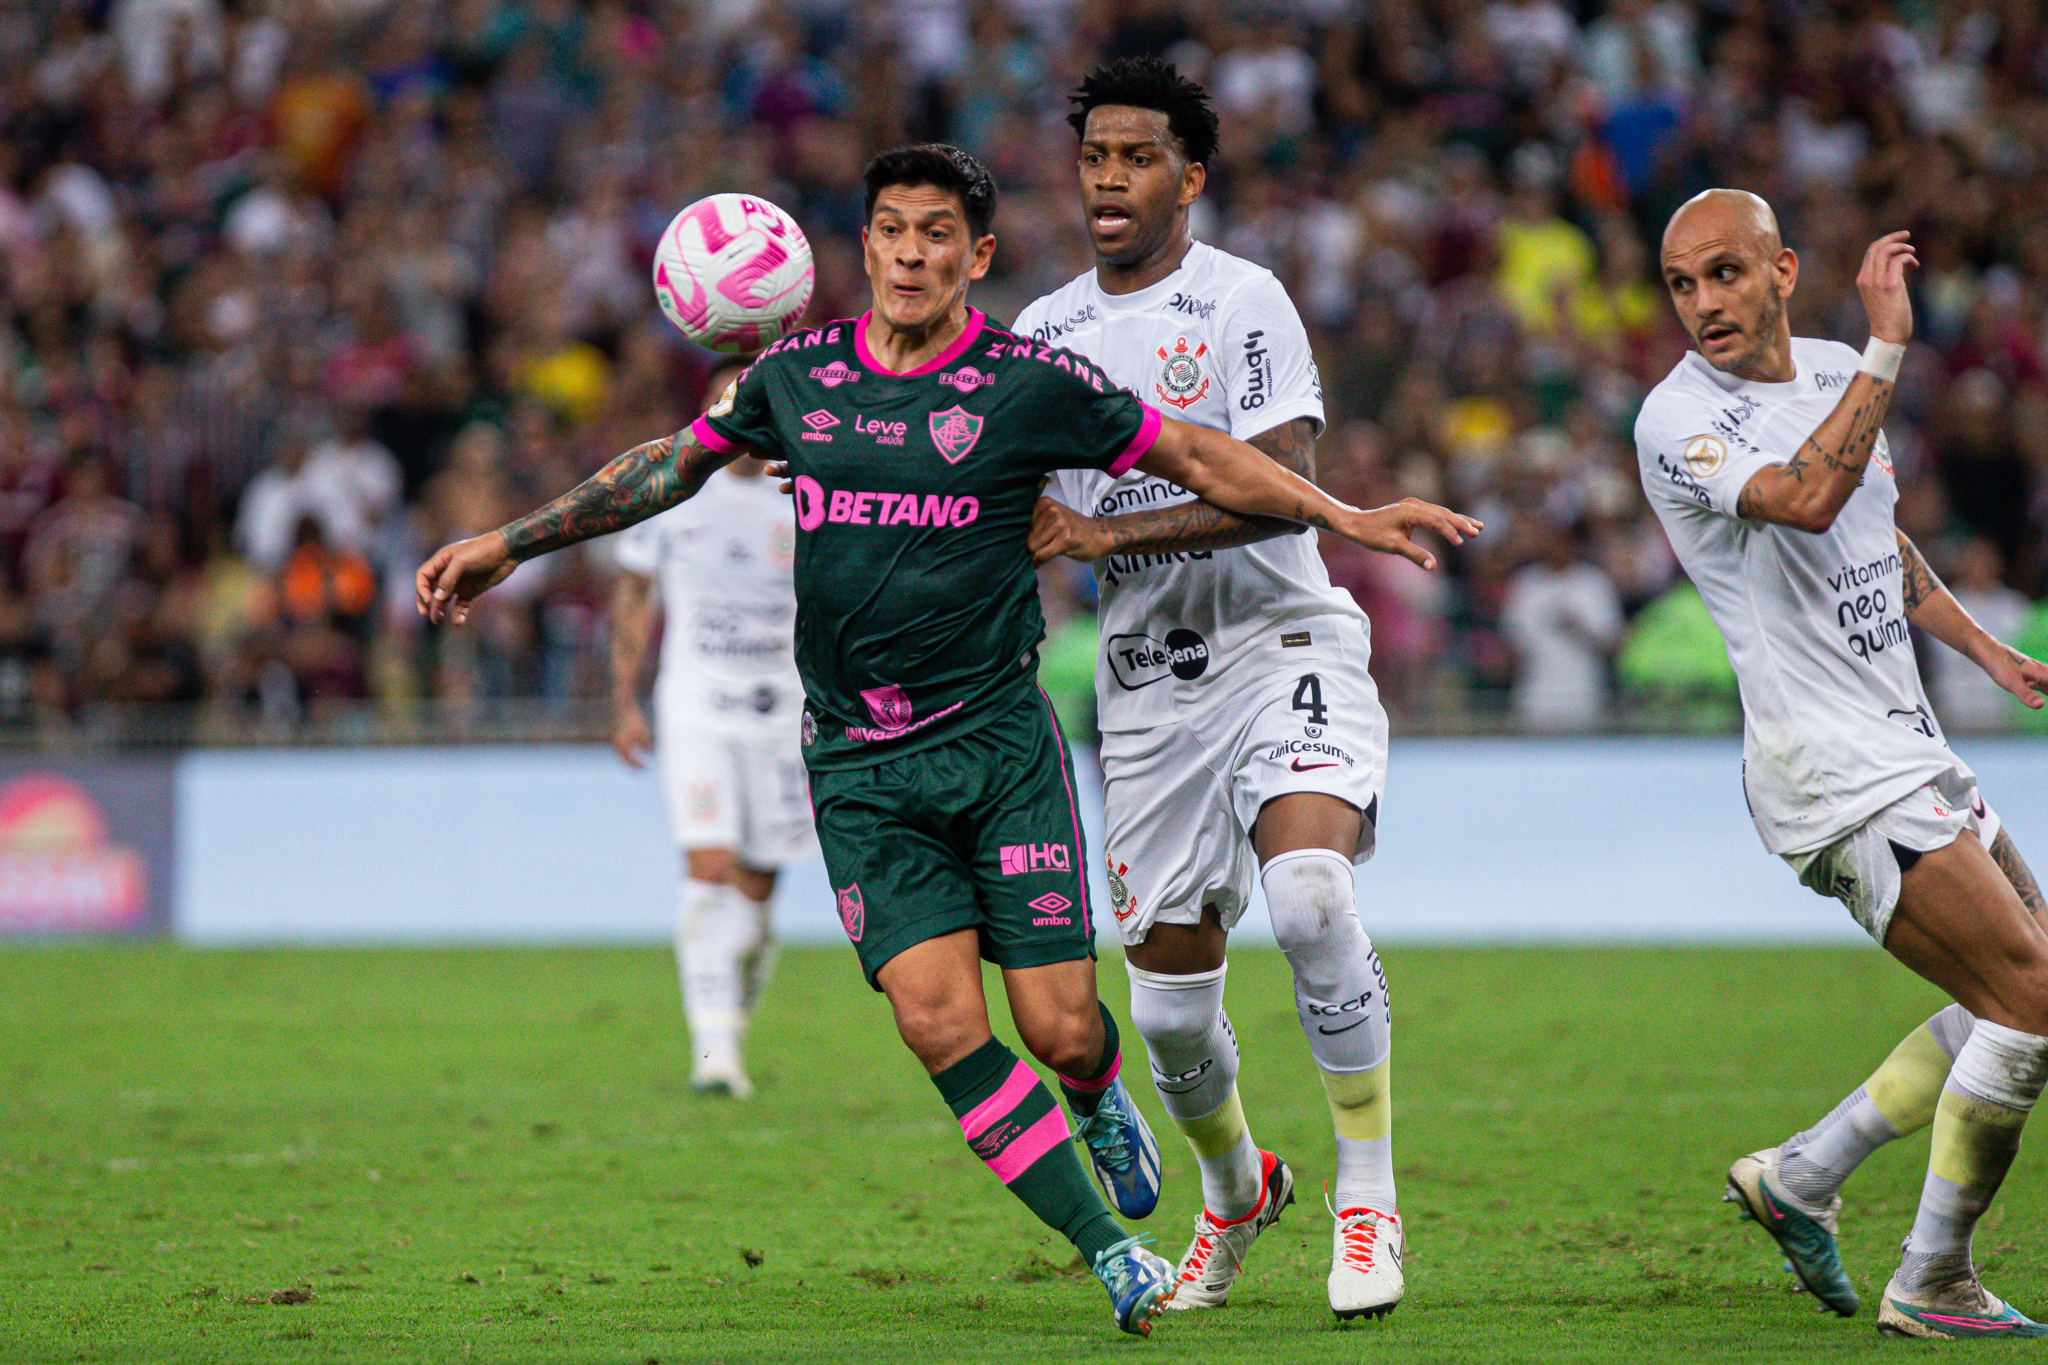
[934,1037,1126,1264]
[1057,1002,1123,1119]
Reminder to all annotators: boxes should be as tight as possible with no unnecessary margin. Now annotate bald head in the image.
[1658,189,1799,380]
[1662,188,1781,263]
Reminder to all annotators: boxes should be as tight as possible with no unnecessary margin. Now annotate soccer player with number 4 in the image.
[1019,60,1456,1321]
[1636,188,2048,1338]
[416,143,1478,1338]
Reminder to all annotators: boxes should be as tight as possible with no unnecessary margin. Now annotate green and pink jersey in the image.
[695,308,1161,770]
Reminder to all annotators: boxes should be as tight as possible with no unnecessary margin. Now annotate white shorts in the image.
[1097,631,1388,947]
[656,707,816,870]
[1784,774,2001,944]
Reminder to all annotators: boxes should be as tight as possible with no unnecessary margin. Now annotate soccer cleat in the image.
[1072,1075,1163,1220]
[690,1066,754,1099]
[1877,1268,2048,1338]
[1327,1191,1404,1321]
[1092,1234,1175,1337]
[1165,1149,1295,1310]
[1722,1147,1857,1316]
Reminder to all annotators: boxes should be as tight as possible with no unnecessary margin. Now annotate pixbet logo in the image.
[800,409,839,442]
[1028,892,1073,926]
[854,414,907,446]
[1000,843,1071,876]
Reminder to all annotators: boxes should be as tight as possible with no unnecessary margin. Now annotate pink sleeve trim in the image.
[984,1107,1072,1185]
[1106,403,1163,477]
[958,1060,1039,1142]
[691,415,742,455]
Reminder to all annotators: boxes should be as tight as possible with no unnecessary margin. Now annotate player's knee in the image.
[890,998,982,1070]
[1017,1010,1099,1076]
[685,847,735,884]
[1261,849,1361,955]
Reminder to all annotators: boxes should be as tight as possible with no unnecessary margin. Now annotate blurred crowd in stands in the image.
[2,0,2046,741]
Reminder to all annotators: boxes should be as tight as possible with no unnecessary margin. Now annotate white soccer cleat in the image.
[1328,1197,1403,1320]
[1164,1149,1295,1310]
[690,1064,754,1099]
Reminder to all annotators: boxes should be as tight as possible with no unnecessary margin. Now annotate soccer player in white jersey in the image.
[609,362,815,1099]
[1018,59,1478,1321]
[1636,189,2048,1339]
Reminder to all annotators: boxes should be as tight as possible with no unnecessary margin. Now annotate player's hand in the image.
[1028,497,1110,564]
[763,459,793,493]
[1972,636,2048,710]
[415,531,516,625]
[611,697,654,767]
[1341,499,1483,571]
[1858,231,1917,345]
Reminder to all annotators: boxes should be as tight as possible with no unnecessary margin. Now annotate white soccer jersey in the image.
[1014,241,1367,732]
[1635,337,1971,856]
[613,467,802,736]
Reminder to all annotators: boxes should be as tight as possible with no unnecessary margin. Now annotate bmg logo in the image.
[999,843,1071,876]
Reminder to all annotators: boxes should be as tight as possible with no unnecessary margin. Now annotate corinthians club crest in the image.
[1155,336,1210,410]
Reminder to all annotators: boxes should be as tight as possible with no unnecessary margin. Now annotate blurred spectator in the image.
[1500,519,1624,730]
[1923,537,2032,732]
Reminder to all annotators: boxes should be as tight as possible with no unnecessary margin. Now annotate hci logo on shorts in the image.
[999,843,1071,876]
[1106,628,1209,691]
[836,883,865,942]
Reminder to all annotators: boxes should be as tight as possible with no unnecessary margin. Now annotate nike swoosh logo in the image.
[1317,1018,1367,1035]
[1760,1187,1786,1222]
[1290,759,1339,772]
[1156,1081,1207,1095]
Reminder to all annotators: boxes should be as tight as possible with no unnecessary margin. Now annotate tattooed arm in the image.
[1027,418,1316,564]
[416,426,739,623]
[1896,530,2048,710]
[1131,414,1481,571]
[1733,234,1915,533]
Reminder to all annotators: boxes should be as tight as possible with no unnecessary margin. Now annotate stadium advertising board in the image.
[0,757,175,936]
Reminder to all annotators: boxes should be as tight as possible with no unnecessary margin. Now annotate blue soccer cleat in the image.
[1878,1269,2048,1339]
[1723,1146,1858,1317]
[1073,1073,1163,1219]
[1092,1233,1175,1337]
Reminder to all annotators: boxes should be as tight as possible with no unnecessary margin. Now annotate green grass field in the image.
[4,944,2044,1363]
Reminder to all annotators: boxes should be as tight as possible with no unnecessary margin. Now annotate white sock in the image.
[1127,960,1265,1220]
[677,877,758,1077]
[1262,848,1396,1214]
[729,885,778,1023]
[1900,1020,2048,1288]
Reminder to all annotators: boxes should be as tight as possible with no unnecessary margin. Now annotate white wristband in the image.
[1859,337,1906,382]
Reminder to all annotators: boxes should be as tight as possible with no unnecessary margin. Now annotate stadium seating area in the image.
[2,0,2045,739]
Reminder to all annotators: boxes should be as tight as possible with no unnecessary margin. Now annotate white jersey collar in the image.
[1089,240,1211,313]
[1685,345,1807,396]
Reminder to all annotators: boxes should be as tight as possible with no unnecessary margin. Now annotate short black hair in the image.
[861,144,999,239]
[1066,57,1219,168]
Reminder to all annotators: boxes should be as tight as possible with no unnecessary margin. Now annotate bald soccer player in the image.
[1635,189,2048,1339]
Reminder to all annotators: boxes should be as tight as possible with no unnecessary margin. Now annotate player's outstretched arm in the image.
[1028,417,1317,564]
[1734,232,1916,533]
[608,569,657,767]
[416,426,739,624]
[1135,416,1481,570]
[1898,531,2048,710]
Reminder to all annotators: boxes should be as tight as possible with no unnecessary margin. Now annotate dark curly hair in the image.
[1066,57,1220,168]
[862,144,999,239]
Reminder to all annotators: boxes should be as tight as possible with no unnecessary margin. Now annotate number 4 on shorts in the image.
[1291,674,1329,726]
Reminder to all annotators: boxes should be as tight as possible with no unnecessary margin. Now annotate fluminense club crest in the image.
[836,883,864,941]
[1155,336,1209,410]
[928,405,985,463]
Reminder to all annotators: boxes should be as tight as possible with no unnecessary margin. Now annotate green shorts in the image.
[810,688,1097,989]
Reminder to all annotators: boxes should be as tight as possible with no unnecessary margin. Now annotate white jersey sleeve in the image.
[1213,271,1325,442]
[1635,386,1788,521]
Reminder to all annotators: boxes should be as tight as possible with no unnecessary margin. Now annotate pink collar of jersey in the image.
[854,308,987,377]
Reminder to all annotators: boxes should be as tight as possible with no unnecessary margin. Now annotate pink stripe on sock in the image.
[1058,1050,1121,1093]
[985,1107,1072,1185]
[959,1060,1040,1142]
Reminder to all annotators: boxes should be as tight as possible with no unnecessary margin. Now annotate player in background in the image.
[1018,60,1439,1320]
[609,359,812,1099]
[416,144,1478,1337]
[1637,189,2048,1339]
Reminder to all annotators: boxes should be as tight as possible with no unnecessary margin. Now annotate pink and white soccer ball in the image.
[651,193,814,354]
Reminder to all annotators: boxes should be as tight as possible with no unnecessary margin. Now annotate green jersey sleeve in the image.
[1005,342,1162,477]
[691,358,781,458]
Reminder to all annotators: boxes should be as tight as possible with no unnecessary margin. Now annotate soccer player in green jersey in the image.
[416,144,1479,1337]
